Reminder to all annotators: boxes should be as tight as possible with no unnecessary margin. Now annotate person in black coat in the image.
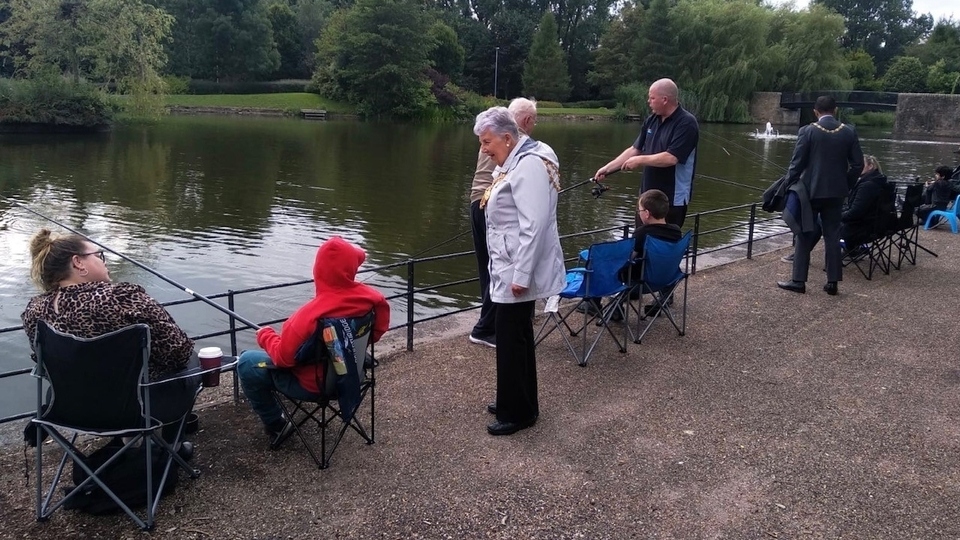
[777,95,864,296]
[917,166,959,224]
[839,155,894,252]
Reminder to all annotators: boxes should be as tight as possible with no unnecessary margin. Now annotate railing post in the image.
[691,213,700,275]
[622,224,630,239]
[747,204,757,260]
[228,290,239,403]
[406,260,415,352]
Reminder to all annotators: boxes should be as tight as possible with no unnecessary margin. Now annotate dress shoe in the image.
[177,441,194,462]
[776,280,806,294]
[487,402,497,415]
[487,417,537,436]
[823,282,838,296]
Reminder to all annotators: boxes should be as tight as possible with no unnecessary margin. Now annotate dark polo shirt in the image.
[632,105,699,206]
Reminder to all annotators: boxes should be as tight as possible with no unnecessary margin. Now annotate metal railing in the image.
[0,202,788,425]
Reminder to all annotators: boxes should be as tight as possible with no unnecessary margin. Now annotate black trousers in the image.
[792,197,843,283]
[494,301,538,423]
[152,353,201,442]
[470,200,496,337]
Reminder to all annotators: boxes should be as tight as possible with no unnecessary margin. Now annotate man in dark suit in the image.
[777,95,864,296]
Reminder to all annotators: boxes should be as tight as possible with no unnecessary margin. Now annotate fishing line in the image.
[3,195,262,330]
[696,173,767,193]
[699,129,788,172]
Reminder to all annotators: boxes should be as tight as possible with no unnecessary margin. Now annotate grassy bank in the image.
[164,93,355,114]
[164,93,615,119]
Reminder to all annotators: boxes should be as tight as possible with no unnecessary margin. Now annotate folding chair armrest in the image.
[145,355,239,386]
[569,268,591,275]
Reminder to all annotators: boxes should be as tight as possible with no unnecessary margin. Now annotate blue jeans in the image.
[236,350,318,427]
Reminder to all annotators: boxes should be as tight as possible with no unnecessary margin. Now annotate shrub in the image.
[162,75,190,95]
[564,100,617,109]
[535,100,563,109]
[187,79,310,95]
[0,77,115,127]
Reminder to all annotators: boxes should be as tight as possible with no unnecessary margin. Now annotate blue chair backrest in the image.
[581,238,634,297]
[951,194,960,215]
[642,231,692,291]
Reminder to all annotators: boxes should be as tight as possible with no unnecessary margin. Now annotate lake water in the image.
[1,115,956,418]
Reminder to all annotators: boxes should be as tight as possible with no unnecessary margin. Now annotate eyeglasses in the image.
[77,251,105,262]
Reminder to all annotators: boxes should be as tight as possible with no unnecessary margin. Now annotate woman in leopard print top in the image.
[21,229,194,380]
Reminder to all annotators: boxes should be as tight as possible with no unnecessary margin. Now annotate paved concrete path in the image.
[1,229,958,539]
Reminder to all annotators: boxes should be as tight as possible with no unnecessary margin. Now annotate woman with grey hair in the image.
[473,106,565,436]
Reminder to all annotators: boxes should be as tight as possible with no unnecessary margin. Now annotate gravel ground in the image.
[1,229,958,539]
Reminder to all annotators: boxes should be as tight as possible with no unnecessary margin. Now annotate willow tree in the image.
[672,0,778,122]
[768,5,851,92]
[523,11,570,101]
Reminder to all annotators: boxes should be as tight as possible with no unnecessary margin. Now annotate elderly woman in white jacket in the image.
[474,106,565,436]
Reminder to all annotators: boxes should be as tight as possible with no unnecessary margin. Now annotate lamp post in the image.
[494,46,500,99]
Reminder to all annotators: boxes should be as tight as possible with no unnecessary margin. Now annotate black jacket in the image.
[841,169,894,241]
[785,115,864,200]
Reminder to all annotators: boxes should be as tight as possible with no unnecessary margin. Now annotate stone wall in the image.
[749,92,800,126]
[893,93,960,139]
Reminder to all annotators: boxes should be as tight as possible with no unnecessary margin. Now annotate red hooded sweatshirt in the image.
[256,236,390,393]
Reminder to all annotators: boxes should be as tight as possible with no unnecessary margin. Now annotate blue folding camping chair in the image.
[535,238,635,366]
[630,231,692,344]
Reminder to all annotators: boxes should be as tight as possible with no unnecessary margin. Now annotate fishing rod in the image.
[3,195,262,330]
[409,169,616,259]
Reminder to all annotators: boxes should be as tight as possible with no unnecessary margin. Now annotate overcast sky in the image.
[770,0,956,23]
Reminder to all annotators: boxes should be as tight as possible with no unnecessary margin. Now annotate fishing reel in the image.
[591,182,610,198]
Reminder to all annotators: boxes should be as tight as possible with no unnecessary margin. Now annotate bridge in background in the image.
[779,91,899,111]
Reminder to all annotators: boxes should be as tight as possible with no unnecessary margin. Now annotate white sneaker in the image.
[469,334,496,348]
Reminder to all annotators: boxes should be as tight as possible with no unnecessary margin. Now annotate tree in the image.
[267,1,306,79]
[672,0,779,121]
[637,0,678,83]
[767,5,850,92]
[0,0,173,114]
[926,59,960,94]
[156,0,280,81]
[428,21,464,82]
[907,20,960,73]
[313,0,435,118]
[846,49,878,90]
[587,2,645,97]
[812,0,933,71]
[882,55,926,91]
[523,11,570,101]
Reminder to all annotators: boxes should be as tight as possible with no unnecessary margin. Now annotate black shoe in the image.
[487,402,497,415]
[823,282,838,295]
[576,298,602,315]
[176,441,194,462]
[266,418,294,449]
[609,306,624,322]
[487,417,537,436]
[776,280,806,294]
[643,304,661,317]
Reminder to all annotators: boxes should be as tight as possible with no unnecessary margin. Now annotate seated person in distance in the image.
[917,165,959,224]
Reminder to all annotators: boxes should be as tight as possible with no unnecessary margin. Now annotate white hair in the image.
[473,106,519,138]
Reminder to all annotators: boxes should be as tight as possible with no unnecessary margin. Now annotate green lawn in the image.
[164,93,355,113]
[162,94,613,118]
[539,107,615,116]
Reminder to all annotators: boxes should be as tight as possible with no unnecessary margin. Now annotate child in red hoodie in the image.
[236,237,390,445]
